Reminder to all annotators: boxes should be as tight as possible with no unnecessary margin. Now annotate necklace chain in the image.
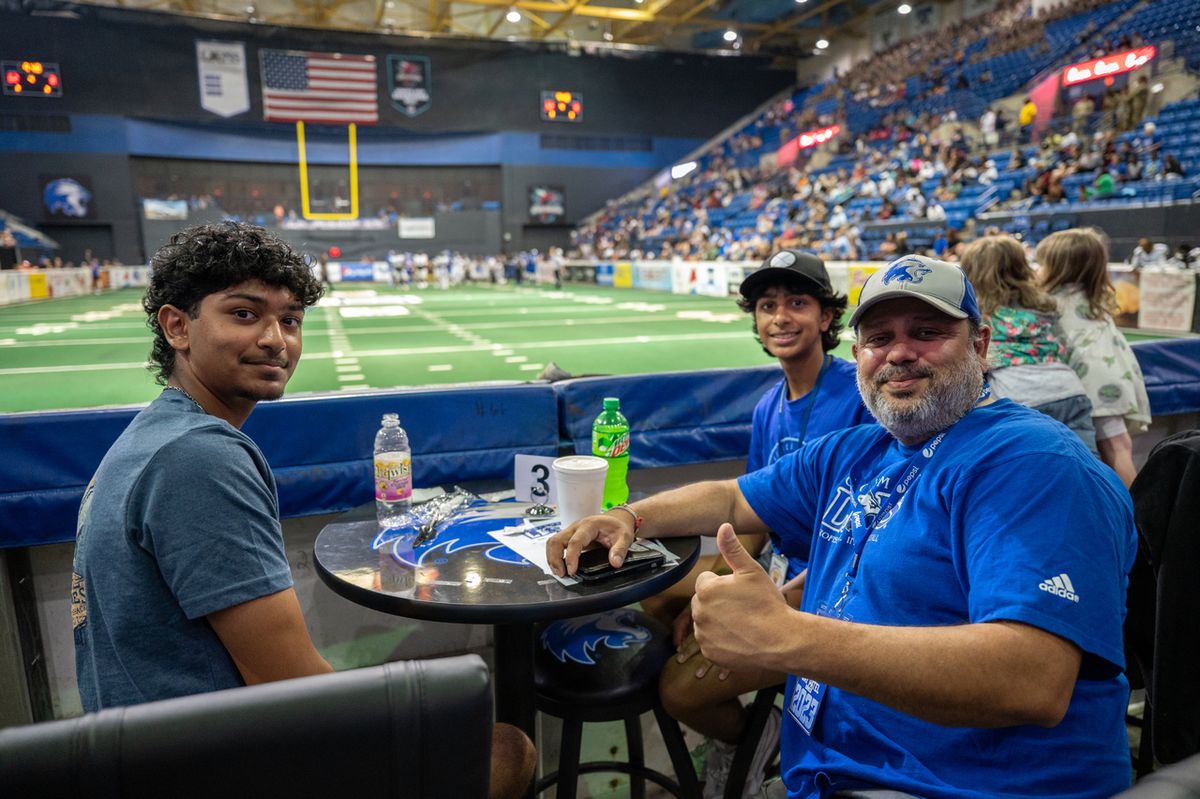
[163,385,203,411]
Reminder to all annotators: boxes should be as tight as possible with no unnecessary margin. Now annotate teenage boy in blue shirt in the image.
[645,249,872,797]
[549,256,1135,798]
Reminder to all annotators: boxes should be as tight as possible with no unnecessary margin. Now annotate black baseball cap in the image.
[739,249,833,298]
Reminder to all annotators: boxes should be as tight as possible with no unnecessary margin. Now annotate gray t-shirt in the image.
[72,390,293,711]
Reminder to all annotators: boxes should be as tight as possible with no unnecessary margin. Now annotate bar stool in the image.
[534,608,702,799]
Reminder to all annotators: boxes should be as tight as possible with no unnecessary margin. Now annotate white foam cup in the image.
[552,455,609,528]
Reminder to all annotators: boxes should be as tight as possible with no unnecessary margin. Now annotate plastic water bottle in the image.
[592,397,630,510]
[374,413,412,528]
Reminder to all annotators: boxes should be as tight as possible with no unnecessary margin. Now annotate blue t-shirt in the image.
[747,356,875,578]
[738,399,1135,798]
[73,391,293,711]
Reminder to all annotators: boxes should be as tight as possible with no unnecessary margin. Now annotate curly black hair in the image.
[736,274,848,355]
[142,222,324,385]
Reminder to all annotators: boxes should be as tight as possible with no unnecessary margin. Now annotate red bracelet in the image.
[607,504,643,534]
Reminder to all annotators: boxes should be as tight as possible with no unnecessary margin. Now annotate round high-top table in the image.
[313,500,700,739]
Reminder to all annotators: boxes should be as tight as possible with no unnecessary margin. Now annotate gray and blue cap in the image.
[848,255,981,327]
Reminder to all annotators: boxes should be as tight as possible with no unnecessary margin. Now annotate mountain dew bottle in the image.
[592,397,630,510]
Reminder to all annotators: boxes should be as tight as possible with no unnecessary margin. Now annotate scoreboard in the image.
[3,60,62,97]
[541,90,582,122]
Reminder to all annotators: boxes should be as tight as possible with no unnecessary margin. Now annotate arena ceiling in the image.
[62,0,895,55]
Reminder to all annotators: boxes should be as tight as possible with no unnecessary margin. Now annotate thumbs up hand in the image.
[691,523,794,672]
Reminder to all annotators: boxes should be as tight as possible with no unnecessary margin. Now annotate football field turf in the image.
[0,281,1172,414]
[0,282,832,413]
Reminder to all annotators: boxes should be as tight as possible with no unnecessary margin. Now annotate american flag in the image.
[261,49,378,125]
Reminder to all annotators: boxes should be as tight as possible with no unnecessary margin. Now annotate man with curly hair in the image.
[72,222,535,799]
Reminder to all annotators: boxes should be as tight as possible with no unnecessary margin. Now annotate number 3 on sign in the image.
[514,454,558,505]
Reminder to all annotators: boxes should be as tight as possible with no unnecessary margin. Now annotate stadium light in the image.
[671,161,699,180]
[795,0,808,4]
[898,4,912,14]
[723,29,738,42]
[505,9,521,23]
[816,38,829,49]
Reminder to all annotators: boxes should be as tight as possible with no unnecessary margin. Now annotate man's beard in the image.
[857,350,984,444]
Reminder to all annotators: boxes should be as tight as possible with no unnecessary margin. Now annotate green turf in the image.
[0,282,1170,413]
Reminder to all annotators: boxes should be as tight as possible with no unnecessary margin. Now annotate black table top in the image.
[314,501,701,626]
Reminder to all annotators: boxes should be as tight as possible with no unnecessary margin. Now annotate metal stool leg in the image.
[556,718,583,799]
[653,700,702,799]
[626,714,646,799]
[724,685,783,799]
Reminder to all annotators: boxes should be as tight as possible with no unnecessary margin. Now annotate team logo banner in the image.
[195,40,249,118]
[528,186,565,225]
[41,175,95,220]
[388,55,431,117]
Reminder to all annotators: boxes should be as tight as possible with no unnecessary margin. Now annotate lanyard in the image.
[778,354,832,445]
[829,382,991,614]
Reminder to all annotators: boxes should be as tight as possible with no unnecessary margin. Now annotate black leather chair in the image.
[1126,430,1200,775]
[0,655,493,799]
[1113,752,1200,798]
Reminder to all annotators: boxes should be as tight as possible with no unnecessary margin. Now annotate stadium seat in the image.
[1126,430,1200,773]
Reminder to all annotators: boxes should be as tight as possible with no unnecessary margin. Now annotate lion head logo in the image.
[541,609,652,665]
[882,259,932,285]
[44,179,91,218]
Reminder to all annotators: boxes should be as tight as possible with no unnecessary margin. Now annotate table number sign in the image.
[514,454,558,505]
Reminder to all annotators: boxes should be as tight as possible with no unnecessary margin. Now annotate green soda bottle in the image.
[592,397,630,509]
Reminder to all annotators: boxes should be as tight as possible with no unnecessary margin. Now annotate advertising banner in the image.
[0,271,29,306]
[614,262,633,289]
[1110,269,1141,328]
[847,265,880,306]
[105,265,152,288]
[1138,271,1196,332]
[45,268,90,298]
[633,262,672,291]
[28,272,48,299]
[340,261,376,282]
[595,263,614,287]
[399,217,435,238]
[671,261,728,297]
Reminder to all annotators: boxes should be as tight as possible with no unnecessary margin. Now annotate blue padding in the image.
[0,384,558,549]
[555,366,781,468]
[1132,338,1200,417]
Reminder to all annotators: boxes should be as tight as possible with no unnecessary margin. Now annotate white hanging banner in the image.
[196,40,250,118]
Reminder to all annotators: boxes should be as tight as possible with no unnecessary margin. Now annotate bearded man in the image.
[547,256,1136,798]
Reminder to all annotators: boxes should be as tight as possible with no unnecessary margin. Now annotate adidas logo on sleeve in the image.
[1038,573,1080,603]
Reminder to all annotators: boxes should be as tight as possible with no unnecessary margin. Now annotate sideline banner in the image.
[45,268,89,298]
[846,265,879,306]
[1139,271,1197,332]
[633,261,672,291]
[613,262,633,289]
[105,265,152,288]
[596,263,614,287]
[27,272,48,299]
[0,271,29,305]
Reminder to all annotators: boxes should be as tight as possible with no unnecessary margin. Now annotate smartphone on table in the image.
[576,541,665,582]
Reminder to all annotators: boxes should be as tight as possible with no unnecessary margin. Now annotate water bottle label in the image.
[593,430,629,458]
[375,453,412,501]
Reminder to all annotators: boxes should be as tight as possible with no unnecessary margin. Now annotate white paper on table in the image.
[488,518,579,585]
[487,519,681,587]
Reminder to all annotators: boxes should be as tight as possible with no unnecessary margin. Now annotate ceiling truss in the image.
[70,0,864,54]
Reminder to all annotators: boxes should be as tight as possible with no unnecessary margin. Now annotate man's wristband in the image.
[606,503,643,534]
